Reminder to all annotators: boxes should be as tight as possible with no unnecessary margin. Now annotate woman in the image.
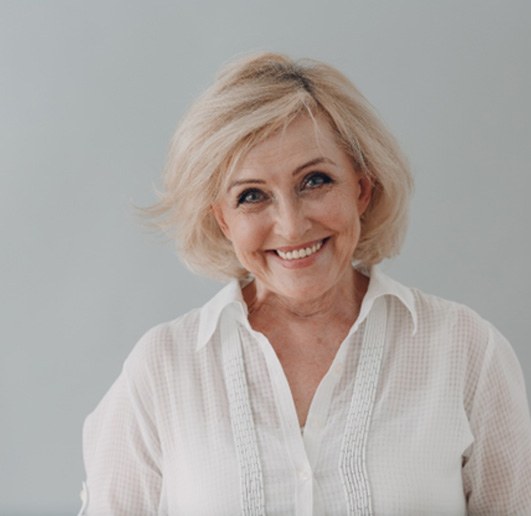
[79,53,531,515]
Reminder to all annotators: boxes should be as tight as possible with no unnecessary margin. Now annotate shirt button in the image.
[298,468,312,481]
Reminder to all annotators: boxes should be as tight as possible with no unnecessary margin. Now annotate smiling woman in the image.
[150,53,412,281]
[78,53,531,515]
[212,114,372,309]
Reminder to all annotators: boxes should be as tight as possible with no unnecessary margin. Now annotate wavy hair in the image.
[147,52,413,280]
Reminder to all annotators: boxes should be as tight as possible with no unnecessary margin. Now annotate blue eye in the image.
[237,188,266,205]
[303,172,332,189]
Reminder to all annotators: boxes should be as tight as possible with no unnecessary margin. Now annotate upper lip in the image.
[272,238,325,253]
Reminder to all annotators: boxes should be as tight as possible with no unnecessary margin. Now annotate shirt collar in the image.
[196,278,249,351]
[196,266,417,351]
[356,266,418,336]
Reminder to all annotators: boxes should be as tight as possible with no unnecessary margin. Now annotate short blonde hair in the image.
[149,52,413,280]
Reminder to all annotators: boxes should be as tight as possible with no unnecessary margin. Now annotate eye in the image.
[302,172,333,190]
[237,188,267,206]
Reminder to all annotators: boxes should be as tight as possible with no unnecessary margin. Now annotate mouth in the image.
[274,238,326,261]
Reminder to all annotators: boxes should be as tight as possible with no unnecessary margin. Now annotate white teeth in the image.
[276,240,323,261]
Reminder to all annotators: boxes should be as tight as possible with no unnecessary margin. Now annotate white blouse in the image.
[79,268,531,515]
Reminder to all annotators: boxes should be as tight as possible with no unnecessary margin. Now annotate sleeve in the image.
[462,324,531,515]
[79,352,163,516]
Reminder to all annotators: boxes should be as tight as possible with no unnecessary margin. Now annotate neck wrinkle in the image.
[244,268,369,326]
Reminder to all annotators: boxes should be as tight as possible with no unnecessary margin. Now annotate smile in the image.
[275,239,324,261]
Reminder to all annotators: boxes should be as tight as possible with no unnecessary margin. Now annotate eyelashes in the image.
[302,172,333,189]
[235,172,334,207]
[236,188,267,206]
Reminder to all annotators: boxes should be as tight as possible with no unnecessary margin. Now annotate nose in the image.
[273,196,312,242]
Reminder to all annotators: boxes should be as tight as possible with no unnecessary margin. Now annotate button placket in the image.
[250,328,314,515]
[303,336,350,467]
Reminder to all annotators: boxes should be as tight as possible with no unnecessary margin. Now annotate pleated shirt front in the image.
[80,268,531,515]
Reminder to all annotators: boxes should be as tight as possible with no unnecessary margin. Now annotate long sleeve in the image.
[462,324,531,515]
[77,273,531,514]
[80,350,163,516]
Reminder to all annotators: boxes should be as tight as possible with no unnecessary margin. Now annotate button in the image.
[298,468,312,481]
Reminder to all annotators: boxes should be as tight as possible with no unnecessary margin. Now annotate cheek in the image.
[317,198,360,234]
[228,216,270,256]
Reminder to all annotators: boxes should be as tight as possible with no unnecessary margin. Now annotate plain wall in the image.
[1,1,530,513]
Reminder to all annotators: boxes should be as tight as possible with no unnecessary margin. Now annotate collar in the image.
[355,266,418,336]
[196,278,249,351]
[196,266,417,351]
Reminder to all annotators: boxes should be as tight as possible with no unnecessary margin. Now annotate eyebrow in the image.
[227,157,336,191]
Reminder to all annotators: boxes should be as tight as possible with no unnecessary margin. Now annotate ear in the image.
[211,203,232,241]
[356,174,373,216]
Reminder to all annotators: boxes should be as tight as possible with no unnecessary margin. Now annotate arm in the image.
[80,360,163,515]
[463,324,531,515]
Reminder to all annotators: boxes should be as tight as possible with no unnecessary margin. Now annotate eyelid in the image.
[302,171,333,187]
[236,187,268,206]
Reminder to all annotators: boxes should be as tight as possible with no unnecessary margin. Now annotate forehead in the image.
[231,114,342,178]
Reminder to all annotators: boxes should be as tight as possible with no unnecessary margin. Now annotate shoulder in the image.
[409,286,494,344]
[124,308,202,381]
[370,268,495,349]
[391,282,527,417]
[137,308,202,352]
[406,285,522,392]
[116,279,241,391]
[83,308,207,440]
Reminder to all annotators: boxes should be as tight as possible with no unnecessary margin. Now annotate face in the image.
[212,114,372,303]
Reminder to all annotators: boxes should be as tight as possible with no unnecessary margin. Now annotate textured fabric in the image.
[79,267,531,515]
[339,295,388,515]
[220,306,266,515]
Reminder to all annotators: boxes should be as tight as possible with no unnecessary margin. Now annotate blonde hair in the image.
[148,52,413,280]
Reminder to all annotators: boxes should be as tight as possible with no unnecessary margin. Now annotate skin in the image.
[212,114,373,426]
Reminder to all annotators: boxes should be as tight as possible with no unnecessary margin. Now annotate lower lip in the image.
[270,239,328,269]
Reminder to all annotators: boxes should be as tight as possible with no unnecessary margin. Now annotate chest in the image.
[158,302,471,514]
[259,325,349,426]
[158,353,471,516]
[276,348,336,427]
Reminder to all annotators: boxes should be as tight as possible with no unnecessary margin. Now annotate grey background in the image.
[1,1,530,514]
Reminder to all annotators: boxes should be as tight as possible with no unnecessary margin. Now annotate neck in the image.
[244,268,369,326]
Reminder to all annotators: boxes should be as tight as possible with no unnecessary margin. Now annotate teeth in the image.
[276,240,323,261]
